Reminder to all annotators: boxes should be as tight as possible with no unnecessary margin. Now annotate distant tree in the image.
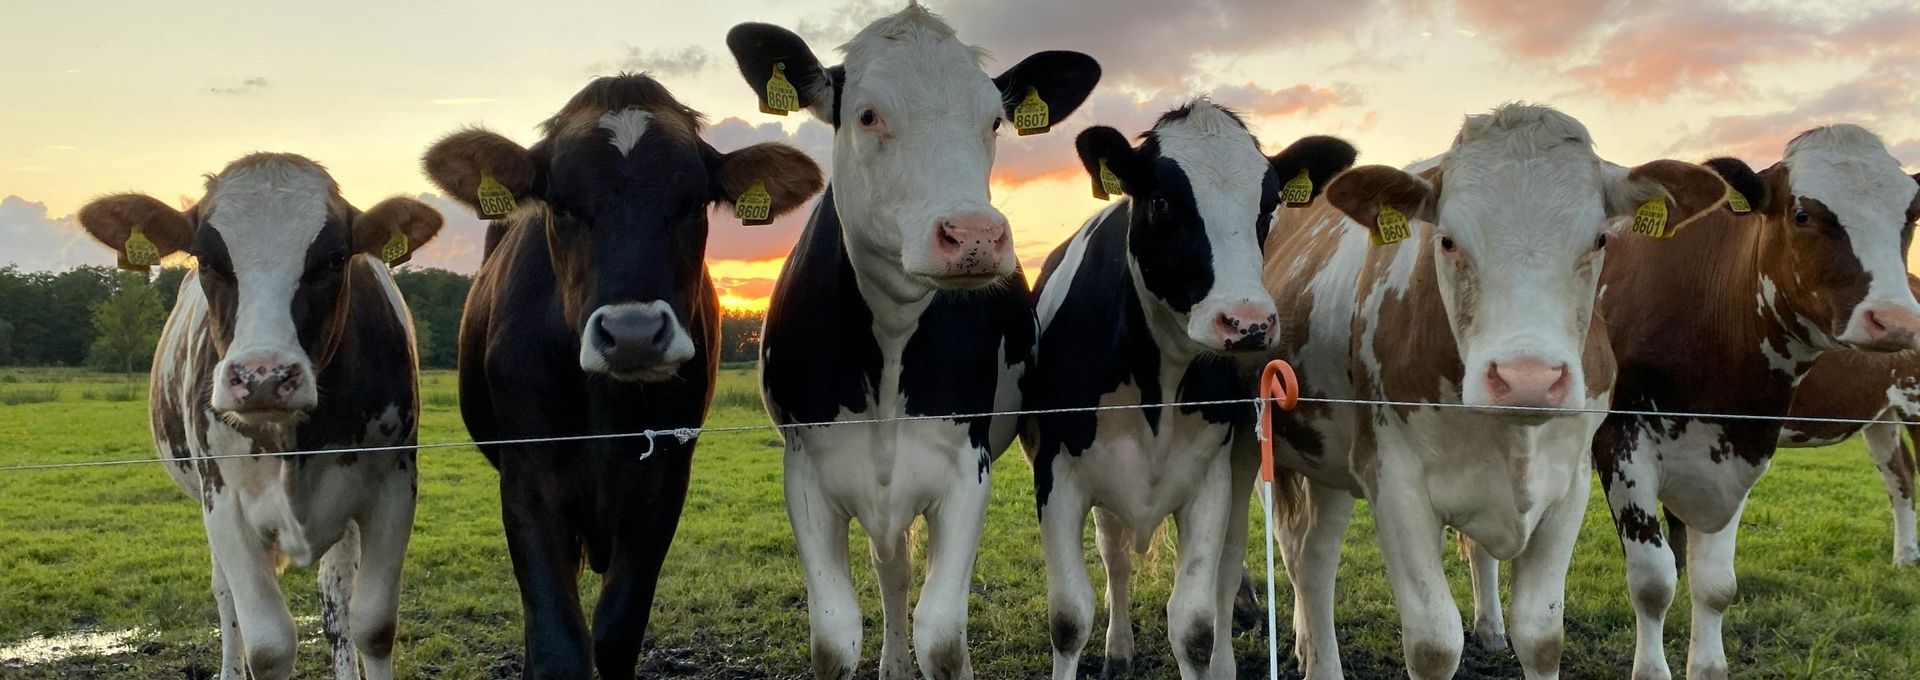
[153,266,190,312]
[718,310,764,363]
[391,268,472,369]
[89,271,166,379]
[0,317,14,364]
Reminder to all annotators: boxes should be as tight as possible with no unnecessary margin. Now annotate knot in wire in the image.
[638,427,701,461]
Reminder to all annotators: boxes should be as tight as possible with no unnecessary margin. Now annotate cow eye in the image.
[1440,236,1458,253]
[857,108,881,129]
[328,254,348,271]
[1149,197,1171,216]
[991,118,1002,133]
[1793,208,1811,226]
[1594,233,1610,251]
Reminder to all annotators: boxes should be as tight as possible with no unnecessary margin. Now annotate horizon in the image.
[5,0,1918,312]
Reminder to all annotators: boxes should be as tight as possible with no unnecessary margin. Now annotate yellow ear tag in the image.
[1281,169,1314,205]
[380,231,410,265]
[1632,198,1670,238]
[1012,87,1051,136]
[122,228,160,271]
[1372,204,1410,246]
[476,174,517,218]
[735,180,774,226]
[1726,187,1752,214]
[761,63,800,116]
[1095,158,1124,200]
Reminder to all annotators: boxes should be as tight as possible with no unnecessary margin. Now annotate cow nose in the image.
[1858,303,1920,350]
[1486,357,1570,409]
[225,353,306,411]
[1213,304,1277,351]
[930,211,1012,278]
[592,307,672,364]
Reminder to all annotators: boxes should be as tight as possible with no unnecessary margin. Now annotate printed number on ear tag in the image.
[121,228,160,271]
[762,63,800,116]
[477,174,517,218]
[1727,187,1752,213]
[1632,199,1670,238]
[735,180,774,226]
[381,231,410,265]
[1012,87,1050,136]
[1282,170,1313,205]
[1095,158,1124,200]
[1372,204,1410,246]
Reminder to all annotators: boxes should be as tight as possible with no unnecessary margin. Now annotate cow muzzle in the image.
[1200,299,1278,352]
[580,301,695,382]
[918,210,1013,288]
[214,349,317,419]
[1483,355,1572,411]
[1840,302,1920,351]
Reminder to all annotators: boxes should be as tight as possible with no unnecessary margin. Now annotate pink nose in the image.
[931,212,1012,276]
[1486,357,1570,409]
[1213,303,1277,351]
[1858,303,1920,350]
[226,353,306,411]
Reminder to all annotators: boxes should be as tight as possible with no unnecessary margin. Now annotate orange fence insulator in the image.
[1258,359,1300,483]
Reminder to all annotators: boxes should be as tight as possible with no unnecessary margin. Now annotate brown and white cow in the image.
[76,154,443,680]
[1776,341,1920,565]
[1260,104,1726,680]
[1574,126,1920,680]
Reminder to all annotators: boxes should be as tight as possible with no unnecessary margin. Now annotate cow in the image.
[75,153,444,680]
[421,74,824,680]
[1775,342,1920,565]
[1259,104,1729,680]
[724,4,1099,678]
[1021,99,1354,680]
[1563,126,1920,680]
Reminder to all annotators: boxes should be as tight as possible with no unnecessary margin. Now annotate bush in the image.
[0,387,59,405]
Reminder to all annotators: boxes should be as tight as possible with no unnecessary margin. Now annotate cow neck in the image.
[841,216,937,345]
[1126,257,1205,374]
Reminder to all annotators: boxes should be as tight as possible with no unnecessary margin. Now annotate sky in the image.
[4,0,1918,311]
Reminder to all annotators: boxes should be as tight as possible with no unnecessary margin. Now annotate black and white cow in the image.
[1023,101,1354,679]
[726,4,1099,678]
[423,75,823,680]
[77,153,444,680]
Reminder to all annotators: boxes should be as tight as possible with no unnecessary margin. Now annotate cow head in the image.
[78,154,443,423]
[424,74,823,382]
[1077,100,1353,353]
[726,4,1099,291]
[1707,125,1920,352]
[1327,104,1726,412]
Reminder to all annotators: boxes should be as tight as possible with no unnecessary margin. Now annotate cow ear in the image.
[1075,125,1148,196]
[710,142,825,222]
[1324,165,1437,236]
[352,198,444,265]
[1269,136,1358,204]
[1605,160,1730,235]
[726,23,838,124]
[78,193,195,258]
[993,51,1102,131]
[421,128,537,217]
[1702,157,1766,216]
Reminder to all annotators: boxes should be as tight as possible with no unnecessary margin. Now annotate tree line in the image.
[0,265,766,372]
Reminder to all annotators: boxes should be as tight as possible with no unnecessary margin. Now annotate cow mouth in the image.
[218,406,308,428]
[918,271,1004,291]
[601,362,685,383]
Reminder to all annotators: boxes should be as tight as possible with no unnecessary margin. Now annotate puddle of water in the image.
[0,628,146,666]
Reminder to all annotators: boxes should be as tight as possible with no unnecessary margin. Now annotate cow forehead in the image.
[1153,106,1269,202]
[1439,130,1609,245]
[1784,131,1915,229]
[206,159,338,260]
[839,6,991,105]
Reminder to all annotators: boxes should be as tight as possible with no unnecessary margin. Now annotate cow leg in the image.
[914,471,991,680]
[785,456,861,680]
[1277,480,1355,680]
[871,529,913,680]
[319,522,362,680]
[1506,475,1589,680]
[1206,431,1258,670]
[1865,421,1919,565]
[592,456,692,680]
[1039,477,1094,680]
[500,470,591,680]
[351,474,417,680]
[1683,501,1746,680]
[1462,536,1508,652]
[1092,507,1135,678]
[1167,458,1230,680]
[1371,467,1462,680]
[203,504,297,680]
[1606,454,1675,680]
[211,553,247,680]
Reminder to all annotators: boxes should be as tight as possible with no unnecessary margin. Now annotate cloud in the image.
[1668,58,1920,163]
[795,0,895,46]
[1890,139,1920,170]
[404,193,489,275]
[207,76,270,96]
[0,196,114,271]
[701,117,835,262]
[433,97,494,106]
[602,45,710,77]
[1443,0,1622,58]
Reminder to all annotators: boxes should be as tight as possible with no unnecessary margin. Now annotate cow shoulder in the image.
[761,188,884,424]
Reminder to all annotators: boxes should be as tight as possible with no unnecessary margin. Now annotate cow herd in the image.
[60,3,1920,680]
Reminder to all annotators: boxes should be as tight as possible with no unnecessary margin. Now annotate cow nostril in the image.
[1487,363,1511,396]
[1867,310,1888,334]
[651,316,673,346]
[593,316,618,349]
[938,224,962,247]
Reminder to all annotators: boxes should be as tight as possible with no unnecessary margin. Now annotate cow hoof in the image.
[1101,655,1132,679]
[1473,630,1509,653]
[1894,549,1919,567]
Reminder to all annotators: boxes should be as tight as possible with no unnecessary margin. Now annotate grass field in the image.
[2,367,1917,679]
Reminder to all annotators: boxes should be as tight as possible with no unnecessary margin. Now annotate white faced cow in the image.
[424,74,823,680]
[1261,105,1727,679]
[1023,100,1353,679]
[726,4,1099,678]
[77,154,443,680]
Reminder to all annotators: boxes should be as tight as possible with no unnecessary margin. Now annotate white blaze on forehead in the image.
[208,160,337,357]
[1783,125,1919,308]
[1152,101,1274,339]
[600,108,653,157]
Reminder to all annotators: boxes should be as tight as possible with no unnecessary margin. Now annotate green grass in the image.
[1,367,1917,678]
